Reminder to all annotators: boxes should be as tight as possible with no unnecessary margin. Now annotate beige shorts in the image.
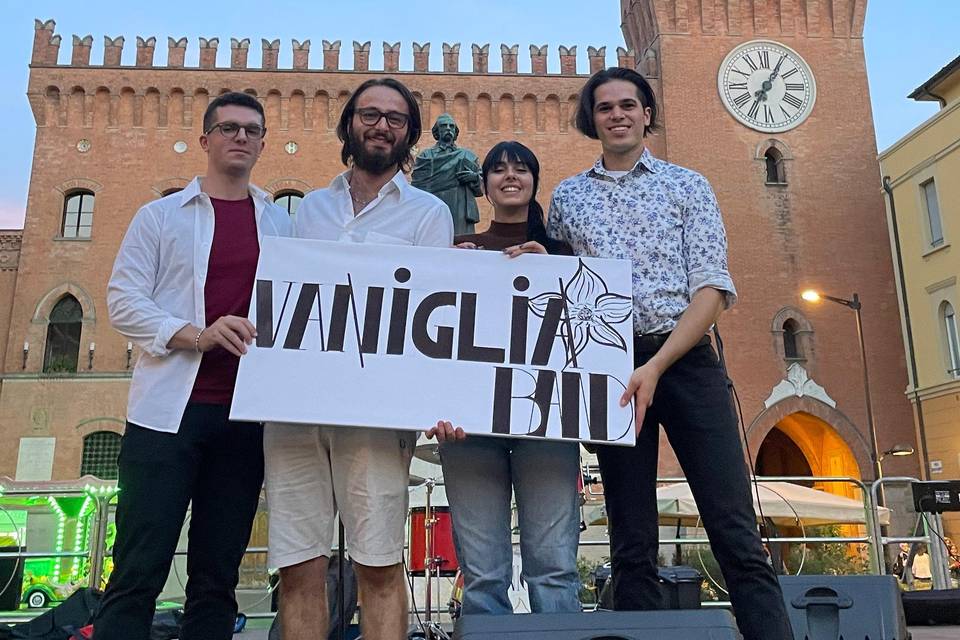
[263,423,417,569]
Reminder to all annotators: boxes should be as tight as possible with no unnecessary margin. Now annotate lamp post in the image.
[801,290,884,502]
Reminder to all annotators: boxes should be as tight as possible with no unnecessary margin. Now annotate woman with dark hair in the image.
[453,140,570,257]
[436,141,582,616]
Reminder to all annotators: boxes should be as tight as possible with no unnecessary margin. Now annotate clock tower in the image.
[619,0,921,488]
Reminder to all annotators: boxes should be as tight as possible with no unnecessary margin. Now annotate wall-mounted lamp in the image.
[22,341,28,370]
[879,444,915,462]
[126,341,133,370]
[87,342,96,370]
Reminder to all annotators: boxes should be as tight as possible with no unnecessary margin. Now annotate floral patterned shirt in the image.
[547,148,737,334]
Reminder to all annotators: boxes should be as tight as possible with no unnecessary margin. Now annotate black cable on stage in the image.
[713,325,770,541]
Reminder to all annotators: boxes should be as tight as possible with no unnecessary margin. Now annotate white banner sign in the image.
[231,237,636,445]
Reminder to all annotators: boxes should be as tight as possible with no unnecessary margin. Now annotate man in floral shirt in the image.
[548,67,793,640]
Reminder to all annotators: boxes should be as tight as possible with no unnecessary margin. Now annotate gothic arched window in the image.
[43,295,82,373]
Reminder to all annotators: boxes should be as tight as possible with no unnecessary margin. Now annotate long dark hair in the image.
[336,78,423,172]
[481,141,563,254]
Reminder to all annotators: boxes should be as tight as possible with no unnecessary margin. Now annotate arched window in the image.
[80,431,121,479]
[941,301,960,377]
[161,187,183,197]
[764,148,786,185]
[773,308,813,367]
[274,190,303,215]
[62,191,95,238]
[43,295,82,373]
[782,319,801,360]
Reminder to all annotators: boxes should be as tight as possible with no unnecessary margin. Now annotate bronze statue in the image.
[411,114,482,235]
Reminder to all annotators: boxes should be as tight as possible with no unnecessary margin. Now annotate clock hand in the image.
[767,56,785,82]
[754,55,786,101]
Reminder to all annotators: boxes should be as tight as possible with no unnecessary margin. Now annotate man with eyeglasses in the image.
[98,92,291,640]
[264,78,453,640]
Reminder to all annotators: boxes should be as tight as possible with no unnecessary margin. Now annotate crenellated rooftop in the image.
[31,19,639,75]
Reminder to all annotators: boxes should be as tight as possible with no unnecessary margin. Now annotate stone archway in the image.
[747,396,872,484]
[757,413,863,500]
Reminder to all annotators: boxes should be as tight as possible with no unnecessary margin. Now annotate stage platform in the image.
[231,620,960,639]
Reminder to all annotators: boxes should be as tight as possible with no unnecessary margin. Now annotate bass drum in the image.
[408,506,459,576]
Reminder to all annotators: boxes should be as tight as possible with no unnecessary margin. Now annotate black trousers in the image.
[92,404,264,640]
[597,337,794,640]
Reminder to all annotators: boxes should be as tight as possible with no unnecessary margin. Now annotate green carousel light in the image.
[70,495,95,581]
[46,497,67,582]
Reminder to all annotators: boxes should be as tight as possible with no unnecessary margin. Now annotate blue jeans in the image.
[439,437,582,615]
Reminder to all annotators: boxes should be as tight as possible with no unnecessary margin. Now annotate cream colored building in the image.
[880,54,960,537]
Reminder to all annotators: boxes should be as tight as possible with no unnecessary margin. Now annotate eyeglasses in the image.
[356,108,409,129]
[205,121,267,139]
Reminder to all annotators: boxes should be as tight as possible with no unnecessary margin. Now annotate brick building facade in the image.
[0,1,920,503]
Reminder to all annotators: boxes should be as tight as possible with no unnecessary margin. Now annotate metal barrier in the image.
[581,472,884,574]
[0,473,954,622]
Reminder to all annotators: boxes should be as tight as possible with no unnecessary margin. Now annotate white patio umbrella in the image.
[654,481,891,527]
[584,481,890,527]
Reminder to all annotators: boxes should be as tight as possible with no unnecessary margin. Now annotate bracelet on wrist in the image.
[195,328,205,353]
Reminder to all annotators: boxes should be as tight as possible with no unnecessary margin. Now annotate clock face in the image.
[718,40,816,133]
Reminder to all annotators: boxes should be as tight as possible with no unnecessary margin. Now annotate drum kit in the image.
[406,443,459,640]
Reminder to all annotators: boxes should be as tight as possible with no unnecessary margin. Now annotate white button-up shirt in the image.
[107,177,293,433]
[296,169,453,248]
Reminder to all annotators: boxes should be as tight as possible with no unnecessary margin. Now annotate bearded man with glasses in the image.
[96,92,291,639]
[263,78,455,640]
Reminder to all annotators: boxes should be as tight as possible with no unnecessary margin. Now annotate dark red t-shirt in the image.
[190,196,259,405]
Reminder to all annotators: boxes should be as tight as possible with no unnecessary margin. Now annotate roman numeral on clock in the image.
[759,50,770,68]
[781,68,799,79]
[785,83,805,92]
[763,104,774,123]
[782,93,803,109]
[747,99,761,119]
[728,82,748,90]
[733,93,752,108]
[744,55,758,71]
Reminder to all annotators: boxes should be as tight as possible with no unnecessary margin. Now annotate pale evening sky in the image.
[0,0,956,228]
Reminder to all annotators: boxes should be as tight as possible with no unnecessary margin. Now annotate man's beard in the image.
[348,128,409,173]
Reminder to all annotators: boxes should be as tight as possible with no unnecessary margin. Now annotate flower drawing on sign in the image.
[528,259,632,367]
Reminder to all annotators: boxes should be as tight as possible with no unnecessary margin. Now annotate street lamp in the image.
[879,444,915,464]
[801,289,884,500]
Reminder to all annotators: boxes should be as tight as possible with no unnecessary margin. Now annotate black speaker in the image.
[0,546,24,611]
[594,565,703,610]
[902,588,960,625]
[778,575,909,640]
[453,610,740,639]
